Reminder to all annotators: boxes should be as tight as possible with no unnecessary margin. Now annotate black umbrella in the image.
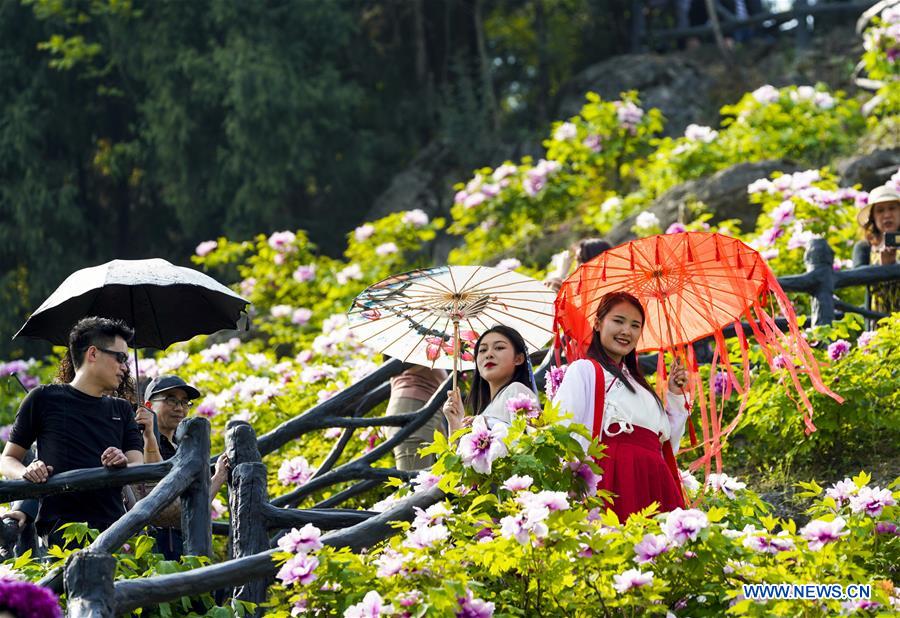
[14,258,250,398]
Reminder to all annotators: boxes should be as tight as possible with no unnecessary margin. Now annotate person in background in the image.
[544,238,612,292]
[132,375,229,560]
[0,318,144,548]
[384,363,448,471]
[852,184,899,324]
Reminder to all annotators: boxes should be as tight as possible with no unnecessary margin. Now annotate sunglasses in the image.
[96,347,130,364]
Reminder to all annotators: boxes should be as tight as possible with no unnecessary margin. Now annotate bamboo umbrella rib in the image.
[457,265,486,292]
[478,308,550,350]
[352,307,434,344]
[478,302,556,318]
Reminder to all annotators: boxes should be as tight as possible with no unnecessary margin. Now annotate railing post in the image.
[804,238,836,327]
[65,551,116,618]
[225,419,262,466]
[229,462,270,614]
[178,417,212,557]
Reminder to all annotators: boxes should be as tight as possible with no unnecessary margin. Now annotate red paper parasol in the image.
[554,231,843,476]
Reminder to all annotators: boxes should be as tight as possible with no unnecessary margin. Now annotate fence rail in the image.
[0,238,897,616]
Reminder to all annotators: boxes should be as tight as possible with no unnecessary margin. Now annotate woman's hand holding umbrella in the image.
[667,358,688,394]
[442,388,466,433]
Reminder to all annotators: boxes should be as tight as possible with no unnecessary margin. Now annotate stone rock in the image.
[366,140,456,221]
[835,148,900,190]
[555,54,715,137]
[605,160,799,245]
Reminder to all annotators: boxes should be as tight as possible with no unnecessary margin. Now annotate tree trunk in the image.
[534,0,550,126]
[473,0,498,132]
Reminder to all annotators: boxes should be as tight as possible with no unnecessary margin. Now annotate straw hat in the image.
[857,185,900,227]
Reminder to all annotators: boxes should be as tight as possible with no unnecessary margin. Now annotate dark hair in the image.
[67,317,134,370]
[466,325,534,415]
[574,238,612,265]
[55,348,137,403]
[586,292,662,408]
[864,211,888,246]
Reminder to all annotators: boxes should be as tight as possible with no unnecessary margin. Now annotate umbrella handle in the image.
[133,346,141,403]
[452,319,460,391]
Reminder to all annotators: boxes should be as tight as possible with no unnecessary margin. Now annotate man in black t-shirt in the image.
[0,317,144,546]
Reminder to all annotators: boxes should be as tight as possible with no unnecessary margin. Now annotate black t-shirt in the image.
[8,384,144,534]
[159,433,177,461]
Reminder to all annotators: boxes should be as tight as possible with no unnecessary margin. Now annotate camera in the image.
[886,232,898,248]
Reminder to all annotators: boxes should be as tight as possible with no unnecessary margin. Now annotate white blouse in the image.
[552,359,689,454]
[481,381,539,429]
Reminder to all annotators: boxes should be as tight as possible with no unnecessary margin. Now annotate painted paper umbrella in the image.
[348,265,556,386]
[554,232,843,476]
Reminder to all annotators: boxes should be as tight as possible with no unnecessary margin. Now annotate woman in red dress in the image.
[553,291,690,520]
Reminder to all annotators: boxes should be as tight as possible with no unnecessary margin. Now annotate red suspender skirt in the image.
[589,360,685,521]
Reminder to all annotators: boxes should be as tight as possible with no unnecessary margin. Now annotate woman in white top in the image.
[553,291,690,520]
[442,325,538,433]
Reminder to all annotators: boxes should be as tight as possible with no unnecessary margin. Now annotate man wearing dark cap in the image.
[135,375,228,559]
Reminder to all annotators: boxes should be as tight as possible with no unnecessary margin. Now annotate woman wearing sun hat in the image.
[852,184,899,323]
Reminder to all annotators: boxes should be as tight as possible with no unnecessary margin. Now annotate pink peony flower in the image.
[800,517,849,550]
[495,258,521,271]
[857,330,877,349]
[336,264,363,285]
[505,392,540,419]
[278,456,314,486]
[464,192,486,208]
[292,308,313,326]
[518,490,569,513]
[499,511,548,545]
[344,590,393,617]
[268,231,297,252]
[742,532,795,554]
[747,178,773,194]
[240,277,256,296]
[457,589,495,618]
[375,548,411,578]
[849,486,896,517]
[492,163,517,182]
[545,364,567,400]
[402,523,449,550]
[502,474,533,492]
[825,478,857,505]
[827,339,851,361]
[402,209,429,227]
[271,305,292,319]
[615,101,644,132]
[375,242,398,256]
[553,122,577,141]
[875,522,899,535]
[456,416,508,474]
[567,460,601,497]
[276,553,319,586]
[662,508,709,545]
[411,470,441,493]
[684,124,718,143]
[354,224,375,242]
[293,264,316,283]
[612,568,654,594]
[666,222,687,235]
[412,503,452,528]
[583,134,603,152]
[680,469,700,492]
[195,240,217,257]
[705,472,746,499]
[278,523,323,554]
[633,534,669,564]
[771,200,795,227]
[396,590,422,608]
[751,85,780,104]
